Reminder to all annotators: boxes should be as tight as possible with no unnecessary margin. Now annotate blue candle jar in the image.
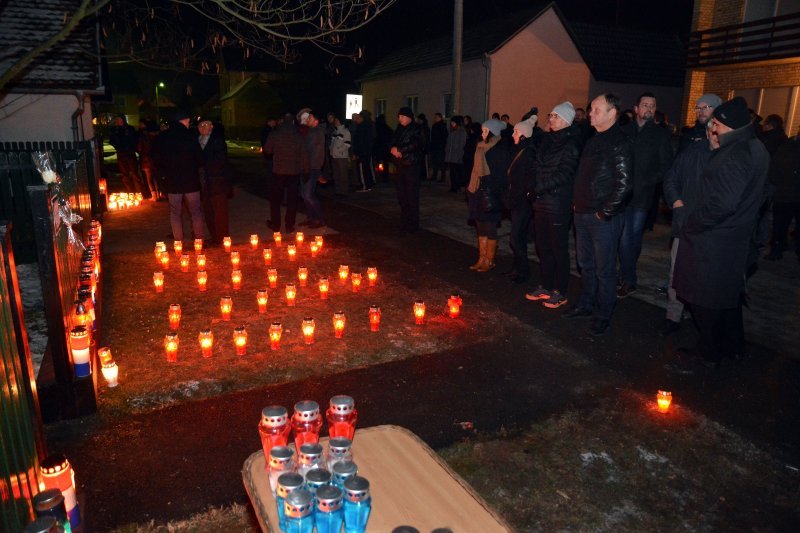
[343,476,371,533]
[332,460,357,489]
[284,488,315,533]
[314,484,344,533]
[297,442,325,479]
[276,472,304,532]
[304,468,331,497]
[327,437,353,470]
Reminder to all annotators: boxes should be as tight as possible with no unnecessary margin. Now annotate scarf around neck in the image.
[468,135,501,193]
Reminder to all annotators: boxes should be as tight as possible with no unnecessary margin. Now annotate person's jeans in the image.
[534,210,572,294]
[301,169,322,222]
[269,174,299,232]
[332,158,350,195]
[168,191,206,242]
[618,206,649,287]
[574,212,624,320]
[666,238,684,323]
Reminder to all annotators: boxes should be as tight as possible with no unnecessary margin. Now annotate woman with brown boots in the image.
[467,119,512,271]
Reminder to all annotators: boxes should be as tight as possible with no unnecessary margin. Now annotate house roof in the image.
[0,0,102,93]
[360,3,686,88]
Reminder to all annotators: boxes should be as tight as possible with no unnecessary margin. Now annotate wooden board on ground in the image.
[242,424,511,532]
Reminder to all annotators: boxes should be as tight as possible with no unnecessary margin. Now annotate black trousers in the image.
[772,201,800,251]
[509,202,533,277]
[448,163,464,191]
[689,301,745,362]
[395,163,420,231]
[204,191,229,243]
[269,173,299,232]
[534,210,572,294]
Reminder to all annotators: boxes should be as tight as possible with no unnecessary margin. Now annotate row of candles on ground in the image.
[260,397,370,532]
[153,264,379,294]
[157,231,323,260]
[107,191,144,210]
[161,296,463,360]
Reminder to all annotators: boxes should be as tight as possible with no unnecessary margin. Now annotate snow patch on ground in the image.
[580,451,614,466]
[637,446,670,464]
[127,379,223,411]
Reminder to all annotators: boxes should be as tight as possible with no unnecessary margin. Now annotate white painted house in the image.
[360,3,686,126]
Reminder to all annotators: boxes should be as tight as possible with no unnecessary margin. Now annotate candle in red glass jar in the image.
[297,266,309,287]
[231,269,243,290]
[268,268,278,289]
[168,303,181,330]
[233,325,247,356]
[309,242,319,258]
[369,305,381,332]
[230,251,241,268]
[332,311,346,338]
[273,232,282,246]
[258,405,292,461]
[159,252,170,270]
[338,265,349,284]
[287,244,297,261]
[223,236,232,253]
[285,283,297,306]
[164,332,179,362]
[326,395,358,441]
[314,235,323,250]
[173,240,182,256]
[263,248,272,265]
[194,238,203,255]
[351,273,362,293]
[269,322,282,350]
[292,400,323,450]
[318,277,329,300]
[197,270,208,292]
[250,234,259,250]
[448,294,463,318]
[295,231,305,245]
[301,317,315,344]
[220,296,233,320]
[180,254,190,272]
[153,271,164,293]
[257,289,268,313]
[196,254,206,270]
[198,328,213,357]
[367,267,378,286]
[413,300,426,325]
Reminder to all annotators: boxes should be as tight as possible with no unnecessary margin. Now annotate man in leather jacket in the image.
[562,93,633,337]
[390,107,425,232]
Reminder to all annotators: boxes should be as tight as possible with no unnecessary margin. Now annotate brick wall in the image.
[693,0,746,31]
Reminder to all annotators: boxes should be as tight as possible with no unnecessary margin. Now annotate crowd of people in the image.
[106,91,797,371]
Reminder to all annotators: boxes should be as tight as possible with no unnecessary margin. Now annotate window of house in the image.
[442,93,453,118]
[733,86,799,134]
[732,88,761,109]
[745,0,800,21]
[375,98,387,118]
[405,96,419,115]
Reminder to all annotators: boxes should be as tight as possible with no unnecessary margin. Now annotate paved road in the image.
[48,158,800,530]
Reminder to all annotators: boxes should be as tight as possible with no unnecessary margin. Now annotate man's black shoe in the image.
[657,319,680,336]
[562,306,592,319]
[590,318,609,336]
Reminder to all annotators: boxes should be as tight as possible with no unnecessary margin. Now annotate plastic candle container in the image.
[268,446,295,494]
[297,443,325,480]
[292,400,323,450]
[69,326,91,378]
[284,489,314,533]
[331,460,358,489]
[326,395,357,440]
[258,405,292,461]
[276,472,304,532]
[314,484,344,533]
[343,476,371,533]
[304,468,332,497]
[327,437,354,471]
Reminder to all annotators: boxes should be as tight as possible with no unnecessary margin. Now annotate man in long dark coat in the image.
[673,96,770,369]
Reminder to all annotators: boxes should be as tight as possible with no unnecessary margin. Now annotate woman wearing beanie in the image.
[525,102,584,308]
[467,118,512,271]
[505,115,541,283]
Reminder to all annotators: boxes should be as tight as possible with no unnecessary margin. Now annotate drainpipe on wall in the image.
[482,53,491,121]
[71,91,85,142]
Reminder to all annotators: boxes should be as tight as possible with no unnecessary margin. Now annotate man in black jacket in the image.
[617,92,673,298]
[429,112,448,182]
[352,111,376,191]
[153,110,206,244]
[109,115,142,193]
[390,107,425,232]
[198,118,232,245]
[562,94,632,336]
[673,96,770,369]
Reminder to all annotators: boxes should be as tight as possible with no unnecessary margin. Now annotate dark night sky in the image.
[345,0,694,72]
